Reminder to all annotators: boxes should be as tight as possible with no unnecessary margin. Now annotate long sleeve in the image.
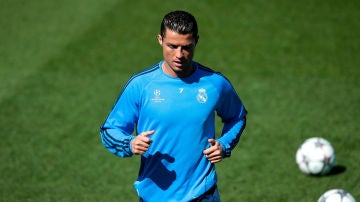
[100,78,141,158]
[216,79,247,157]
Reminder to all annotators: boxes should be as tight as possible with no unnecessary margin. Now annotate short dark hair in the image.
[160,10,198,38]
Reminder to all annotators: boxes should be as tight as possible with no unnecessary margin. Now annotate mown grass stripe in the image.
[0,0,359,201]
[0,0,120,101]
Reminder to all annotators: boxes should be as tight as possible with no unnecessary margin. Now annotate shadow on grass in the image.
[309,165,347,178]
[328,165,347,176]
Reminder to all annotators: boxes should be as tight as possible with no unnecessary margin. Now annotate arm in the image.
[217,114,247,157]
[100,79,142,157]
[100,127,135,157]
[207,79,247,160]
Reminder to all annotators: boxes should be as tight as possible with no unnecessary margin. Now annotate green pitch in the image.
[1,0,359,201]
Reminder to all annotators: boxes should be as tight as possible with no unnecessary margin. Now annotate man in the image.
[100,10,247,202]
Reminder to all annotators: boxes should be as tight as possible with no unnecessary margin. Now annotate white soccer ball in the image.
[296,137,336,175]
[318,189,356,202]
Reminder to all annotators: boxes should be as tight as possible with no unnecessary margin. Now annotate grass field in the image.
[1,0,359,201]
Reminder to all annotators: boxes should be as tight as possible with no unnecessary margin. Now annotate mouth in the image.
[173,60,184,68]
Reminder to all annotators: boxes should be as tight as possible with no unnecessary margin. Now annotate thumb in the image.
[208,139,216,146]
[140,130,155,137]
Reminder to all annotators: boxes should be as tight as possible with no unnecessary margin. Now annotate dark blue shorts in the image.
[139,185,220,202]
[191,185,220,202]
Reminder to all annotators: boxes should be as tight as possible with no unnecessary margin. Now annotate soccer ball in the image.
[318,189,356,202]
[296,137,336,175]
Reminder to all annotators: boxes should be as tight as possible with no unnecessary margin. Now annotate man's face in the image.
[157,28,198,78]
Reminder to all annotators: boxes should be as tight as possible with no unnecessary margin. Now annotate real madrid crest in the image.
[196,88,208,103]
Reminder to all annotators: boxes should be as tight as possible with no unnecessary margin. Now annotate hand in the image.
[131,130,154,155]
[203,139,224,163]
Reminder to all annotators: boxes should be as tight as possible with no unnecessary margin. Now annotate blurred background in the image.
[0,0,359,201]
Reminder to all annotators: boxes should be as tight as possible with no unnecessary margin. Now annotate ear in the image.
[157,34,163,45]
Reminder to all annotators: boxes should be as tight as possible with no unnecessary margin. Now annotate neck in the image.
[162,61,194,78]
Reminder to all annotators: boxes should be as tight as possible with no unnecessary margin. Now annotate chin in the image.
[171,65,184,72]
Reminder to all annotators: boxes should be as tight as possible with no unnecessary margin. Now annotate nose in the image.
[175,47,184,58]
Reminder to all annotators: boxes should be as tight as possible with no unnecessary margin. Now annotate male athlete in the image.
[100,10,247,201]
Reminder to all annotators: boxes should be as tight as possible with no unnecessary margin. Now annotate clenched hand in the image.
[131,130,154,155]
[203,139,224,163]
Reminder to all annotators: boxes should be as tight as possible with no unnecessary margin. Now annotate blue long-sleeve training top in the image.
[100,61,247,201]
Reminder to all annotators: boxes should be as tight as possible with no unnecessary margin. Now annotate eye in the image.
[182,45,193,51]
[167,44,177,49]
